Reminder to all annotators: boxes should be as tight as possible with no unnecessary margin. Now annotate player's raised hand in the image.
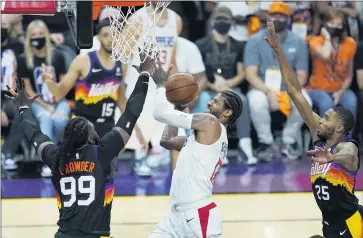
[264,19,281,52]
[5,78,40,109]
[151,59,173,88]
[307,146,333,163]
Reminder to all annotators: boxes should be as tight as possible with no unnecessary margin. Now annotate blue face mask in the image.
[214,21,231,35]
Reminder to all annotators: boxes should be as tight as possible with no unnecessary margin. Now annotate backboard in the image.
[1,0,93,49]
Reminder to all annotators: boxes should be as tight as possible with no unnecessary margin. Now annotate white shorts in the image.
[149,200,222,238]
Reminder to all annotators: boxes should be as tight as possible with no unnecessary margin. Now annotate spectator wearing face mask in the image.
[307,9,357,121]
[196,6,258,165]
[17,20,70,177]
[245,2,311,161]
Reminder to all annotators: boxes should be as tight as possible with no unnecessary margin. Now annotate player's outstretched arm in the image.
[97,72,150,161]
[97,52,155,161]
[41,55,84,101]
[153,88,220,133]
[151,62,221,136]
[5,78,58,170]
[308,142,359,170]
[265,20,320,136]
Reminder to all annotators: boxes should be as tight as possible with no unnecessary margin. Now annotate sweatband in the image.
[153,87,193,129]
[115,73,149,135]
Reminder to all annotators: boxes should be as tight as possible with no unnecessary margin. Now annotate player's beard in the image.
[101,42,112,54]
[317,127,334,141]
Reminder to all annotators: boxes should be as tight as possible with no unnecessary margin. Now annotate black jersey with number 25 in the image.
[311,135,361,223]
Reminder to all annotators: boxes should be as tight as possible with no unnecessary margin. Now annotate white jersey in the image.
[169,124,228,205]
[136,7,178,70]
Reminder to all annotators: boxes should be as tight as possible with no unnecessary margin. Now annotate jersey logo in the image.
[88,82,119,97]
[92,68,102,73]
[311,162,331,177]
[76,153,79,160]
[115,67,122,76]
[340,229,347,235]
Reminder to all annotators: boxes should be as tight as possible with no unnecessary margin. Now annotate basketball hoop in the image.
[108,1,172,64]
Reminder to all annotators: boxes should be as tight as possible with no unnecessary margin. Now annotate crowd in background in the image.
[1,1,363,178]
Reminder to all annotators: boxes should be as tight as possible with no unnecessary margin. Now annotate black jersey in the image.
[51,145,114,237]
[311,135,361,224]
[74,50,123,120]
[19,108,125,237]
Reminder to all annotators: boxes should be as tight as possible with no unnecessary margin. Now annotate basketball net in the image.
[108,1,171,64]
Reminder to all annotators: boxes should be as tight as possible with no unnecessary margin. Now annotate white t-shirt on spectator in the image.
[175,37,205,74]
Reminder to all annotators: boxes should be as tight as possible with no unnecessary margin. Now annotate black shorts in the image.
[55,231,111,238]
[323,207,363,238]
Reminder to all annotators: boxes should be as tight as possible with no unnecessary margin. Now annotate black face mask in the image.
[273,20,288,33]
[1,28,8,43]
[30,37,46,50]
[214,21,231,35]
[326,26,344,38]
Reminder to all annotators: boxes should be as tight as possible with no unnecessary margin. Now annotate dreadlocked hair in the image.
[220,90,243,128]
[58,117,89,173]
[332,107,355,134]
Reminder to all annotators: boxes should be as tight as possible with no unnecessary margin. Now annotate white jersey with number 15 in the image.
[169,124,228,205]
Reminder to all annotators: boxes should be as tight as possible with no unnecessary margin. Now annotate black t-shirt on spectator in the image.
[353,41,363,91]
[355,42,363,70]
[195,35,244,83]
[17,49,66,103]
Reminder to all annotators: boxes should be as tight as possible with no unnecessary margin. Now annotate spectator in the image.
[327,2,360,42]
[196,6,258,165]
[307,10,357,121]
[245,2,311,161]
[17,20,70,177]
[355,41,363,145]
[22,13,77,52]
[1,16,24,170]
[217,1,260,42]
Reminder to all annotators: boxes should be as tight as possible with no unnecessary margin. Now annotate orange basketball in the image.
[165,73,198,107]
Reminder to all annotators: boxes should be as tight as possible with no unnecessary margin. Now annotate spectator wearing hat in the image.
[244,2,311,161]
[196,6,258,165]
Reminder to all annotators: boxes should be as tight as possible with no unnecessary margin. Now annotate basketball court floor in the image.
[2,158,363,238]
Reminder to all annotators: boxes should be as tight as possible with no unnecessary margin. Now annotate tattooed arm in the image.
[159,106,188,151]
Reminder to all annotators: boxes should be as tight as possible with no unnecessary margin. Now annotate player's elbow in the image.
[159,139,174,151]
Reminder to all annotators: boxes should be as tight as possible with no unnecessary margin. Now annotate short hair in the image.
[332,107,355,134]
[220,90,243,127]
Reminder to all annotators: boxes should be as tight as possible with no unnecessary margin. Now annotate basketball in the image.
[165,73,198,106]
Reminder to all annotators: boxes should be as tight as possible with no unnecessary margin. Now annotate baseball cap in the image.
[269,2,290,16]
[212,6,233,20]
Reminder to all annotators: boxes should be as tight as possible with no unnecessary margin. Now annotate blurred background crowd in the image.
[1,1,363,179]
